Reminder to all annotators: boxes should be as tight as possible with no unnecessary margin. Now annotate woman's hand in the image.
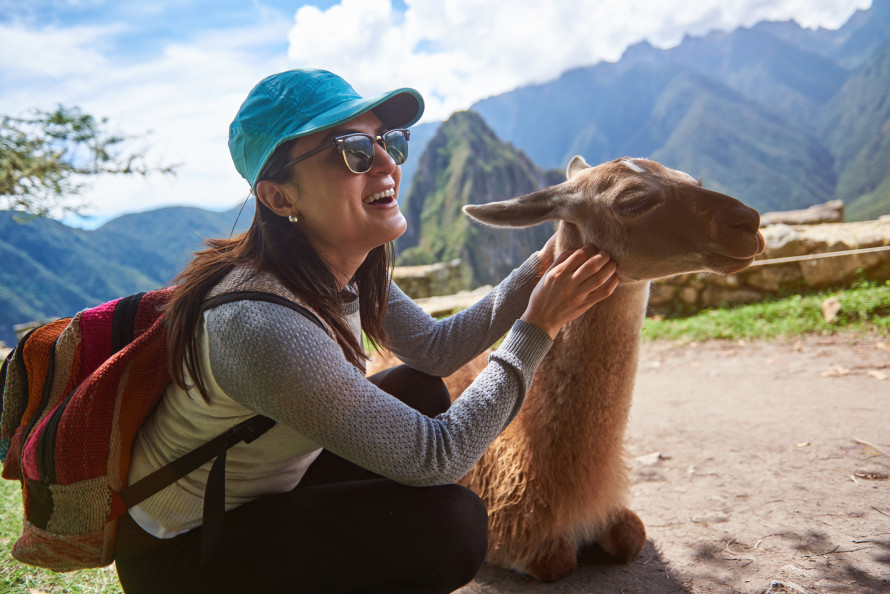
[536,234,559,269]
[521,244,619,339]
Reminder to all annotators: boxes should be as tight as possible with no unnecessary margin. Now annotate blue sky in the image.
[0,0,872,226]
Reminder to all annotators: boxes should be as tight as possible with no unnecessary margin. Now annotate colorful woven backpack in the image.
[0,288,321,572]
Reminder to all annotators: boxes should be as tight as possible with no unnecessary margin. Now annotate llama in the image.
[451,155,765,581]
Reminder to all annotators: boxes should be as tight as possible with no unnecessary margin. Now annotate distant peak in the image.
[621,39,657,62]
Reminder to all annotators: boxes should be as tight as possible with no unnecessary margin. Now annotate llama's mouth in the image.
[707,231,765,273]
[706,253,758,274]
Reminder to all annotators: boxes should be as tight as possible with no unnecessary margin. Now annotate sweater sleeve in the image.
[384,253,544,376]
[205,300,552,487]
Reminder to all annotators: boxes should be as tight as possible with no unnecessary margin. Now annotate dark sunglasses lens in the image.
[383,130,409,165]
[340,135,375,173]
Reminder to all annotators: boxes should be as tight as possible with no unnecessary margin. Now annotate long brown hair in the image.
[165,139,393,402]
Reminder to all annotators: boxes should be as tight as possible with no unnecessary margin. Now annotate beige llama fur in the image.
[454,155,765,581]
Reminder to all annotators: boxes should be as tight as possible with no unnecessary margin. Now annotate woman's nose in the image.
[369,140,397,174]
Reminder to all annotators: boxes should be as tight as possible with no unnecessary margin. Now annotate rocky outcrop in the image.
[759,200,845,226]
[391,259,466,299]
[396,111,560,287]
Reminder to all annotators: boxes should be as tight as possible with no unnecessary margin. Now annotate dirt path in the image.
[458,334,890,594]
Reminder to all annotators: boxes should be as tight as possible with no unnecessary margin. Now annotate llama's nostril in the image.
[726,209,760,234]
[731,219,759,234]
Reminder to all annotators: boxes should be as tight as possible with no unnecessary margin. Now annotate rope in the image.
[747,245,890,267]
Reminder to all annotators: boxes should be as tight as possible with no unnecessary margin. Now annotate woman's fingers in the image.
[521,243,619,339]
[547,247,575,271]
[582,267,620,303]
[537,234,559,268]
[578,259,617,292]
[551,245,613,288]
[547,245,601,277]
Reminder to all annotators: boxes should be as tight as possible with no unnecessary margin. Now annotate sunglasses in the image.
[280,128,411,175]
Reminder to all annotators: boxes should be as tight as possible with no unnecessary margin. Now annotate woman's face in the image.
[283,111,407,273]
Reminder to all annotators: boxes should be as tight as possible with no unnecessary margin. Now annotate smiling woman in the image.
[108,68,620,593]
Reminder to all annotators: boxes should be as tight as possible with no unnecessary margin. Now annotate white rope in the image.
[747,245,890,267]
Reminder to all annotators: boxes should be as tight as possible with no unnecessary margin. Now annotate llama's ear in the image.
[566,155,591,180]
[463,186,570,228]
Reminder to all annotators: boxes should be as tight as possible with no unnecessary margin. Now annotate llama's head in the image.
[463,156,765,282]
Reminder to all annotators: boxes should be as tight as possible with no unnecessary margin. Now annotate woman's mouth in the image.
[363,188,396,206]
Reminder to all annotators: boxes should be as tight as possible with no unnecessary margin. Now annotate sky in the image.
[0,0,873,227]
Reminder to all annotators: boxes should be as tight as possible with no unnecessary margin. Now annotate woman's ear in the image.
[255,180,297,218]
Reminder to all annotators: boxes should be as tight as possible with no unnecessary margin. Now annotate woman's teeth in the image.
[363,189,395,204]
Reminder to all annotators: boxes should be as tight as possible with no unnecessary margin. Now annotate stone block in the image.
[744,263,803,292]
[760,200,844,226]
[701,287,763,307]
[760,225,808,259]
[393,259,465,299]
[800,255,862,289]
[678,287,699,305]
[648,283,676,306]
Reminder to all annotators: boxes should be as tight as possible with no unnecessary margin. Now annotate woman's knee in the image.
[427,484,489,584]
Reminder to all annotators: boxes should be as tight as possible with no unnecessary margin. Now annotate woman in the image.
[114,68,618,593]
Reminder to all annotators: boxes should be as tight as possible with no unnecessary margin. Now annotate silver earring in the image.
[288,214,298,223]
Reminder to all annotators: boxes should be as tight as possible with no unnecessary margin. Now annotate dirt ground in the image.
[457,334,890,594]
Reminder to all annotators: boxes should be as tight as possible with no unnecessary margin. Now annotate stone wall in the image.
[396,219,890,317]
[391,259,466,299]
[649,220,890,313]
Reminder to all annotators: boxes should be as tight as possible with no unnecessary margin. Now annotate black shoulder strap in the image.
[200,290,326,333]
[119,414,274,509]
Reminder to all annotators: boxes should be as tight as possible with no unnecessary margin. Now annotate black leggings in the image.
[114,366,488,594]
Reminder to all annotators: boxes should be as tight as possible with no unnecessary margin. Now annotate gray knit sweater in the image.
[128,254,552,537]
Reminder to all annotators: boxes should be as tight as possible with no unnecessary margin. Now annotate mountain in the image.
[0,205,251,346]
[619,27,849,126]
[753,0,890,68]
[644,69,836,211]
[398,121,438,197]
[465,1,890,220]
[396,111,561,286]
[469,60,836,213]
[820,38,890,220]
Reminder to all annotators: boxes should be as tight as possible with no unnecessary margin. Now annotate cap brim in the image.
[255,88,424,185]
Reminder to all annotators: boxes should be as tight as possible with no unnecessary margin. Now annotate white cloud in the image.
[0,17,294,223]
[286,0,872,121]
[0,22,120,81]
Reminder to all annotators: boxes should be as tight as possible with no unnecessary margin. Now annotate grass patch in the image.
[0,478,123,594]
[643,280,890,342]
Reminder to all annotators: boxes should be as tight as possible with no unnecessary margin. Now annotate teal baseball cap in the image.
[229,68,425,188]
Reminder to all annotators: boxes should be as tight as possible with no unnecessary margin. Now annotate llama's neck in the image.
[517,276,650,459]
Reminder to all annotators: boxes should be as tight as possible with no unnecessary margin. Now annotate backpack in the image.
[0,287,324,572]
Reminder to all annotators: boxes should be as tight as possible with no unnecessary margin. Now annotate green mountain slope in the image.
[646,72,835,212]
[819,39,890,220]
[397,111,561,286]
[0,205,249,346]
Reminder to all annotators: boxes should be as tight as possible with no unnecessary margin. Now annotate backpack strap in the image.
[199,290,326,332]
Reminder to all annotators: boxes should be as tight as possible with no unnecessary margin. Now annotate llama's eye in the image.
[617,194,661,217]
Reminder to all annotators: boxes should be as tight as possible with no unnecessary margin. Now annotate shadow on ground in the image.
[459,540,690,593]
